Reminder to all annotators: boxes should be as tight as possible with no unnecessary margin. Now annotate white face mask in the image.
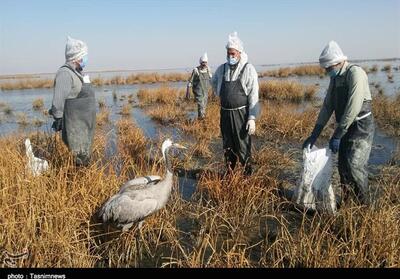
[227,55,239,65]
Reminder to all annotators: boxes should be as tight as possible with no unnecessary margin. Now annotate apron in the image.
[219,63,252,174]
[61,65,96,166]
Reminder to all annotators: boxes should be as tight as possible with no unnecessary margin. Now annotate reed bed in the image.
[91,72,190,87]
[0,79,53,90]
[260,65,326,78]
[0,114,399,267]
[256,101,335,143]
[0,72,189,91]
[137,86,185,106]
[372,93,400,136]
[259,80,318,103]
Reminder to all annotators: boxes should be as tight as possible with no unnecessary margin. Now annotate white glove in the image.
[83,75,91,84]
[246,119,256,135]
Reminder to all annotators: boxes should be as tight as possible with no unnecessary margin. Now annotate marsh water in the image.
[0,60,399,201]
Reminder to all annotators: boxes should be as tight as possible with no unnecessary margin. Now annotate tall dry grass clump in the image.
[32,98,45,111]
[15,112,29,126]
[137,86,185,106]
[1,103,13,115]
[146,103,186,125]
[372,94,400,136]
[382,65,392,72]
[256,101,328,142]
[259,80,318,103]
[260,65,325,78]
[96,108,110,127]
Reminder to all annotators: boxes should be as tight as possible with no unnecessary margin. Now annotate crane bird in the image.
[25,138,49,176]
[98,139,186,232]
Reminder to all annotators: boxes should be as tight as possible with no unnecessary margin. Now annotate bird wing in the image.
[119,175,162,193]
[99,192,158,226]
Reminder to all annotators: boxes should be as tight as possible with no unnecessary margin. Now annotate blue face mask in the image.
[79,55,88,68]
[328,68,340,78]
[227,56,238,65]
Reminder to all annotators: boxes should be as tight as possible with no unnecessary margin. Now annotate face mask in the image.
[328,68,340,78]
[227,56,238,65]
[79,55,88,68]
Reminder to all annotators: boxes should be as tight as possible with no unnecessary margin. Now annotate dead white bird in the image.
[25,138,49,176]
[99,139,186,232]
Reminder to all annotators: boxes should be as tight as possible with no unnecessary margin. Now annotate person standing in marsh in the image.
[303,41,375,205]
[49,36,96,166]
[186,52,212,120]
[211,32,260,175]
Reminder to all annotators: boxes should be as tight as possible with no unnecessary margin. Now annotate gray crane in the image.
[98,139,186,232]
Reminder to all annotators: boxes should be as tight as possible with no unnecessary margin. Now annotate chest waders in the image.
[332,65,375,205]
[220,63,252,175]
[193,67,211,119]
[61,65,96,167]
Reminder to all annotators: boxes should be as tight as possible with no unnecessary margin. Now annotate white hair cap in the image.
[319,41,348,68]
[199,52,208,63]
[65,36,88,62]
[226,31,244,53]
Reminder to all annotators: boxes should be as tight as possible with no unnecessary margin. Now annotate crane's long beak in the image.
[172,143,187,150]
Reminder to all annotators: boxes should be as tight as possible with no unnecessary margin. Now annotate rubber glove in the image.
[246,119,256,135]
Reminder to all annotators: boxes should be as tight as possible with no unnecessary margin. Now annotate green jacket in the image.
[316,62,372,138]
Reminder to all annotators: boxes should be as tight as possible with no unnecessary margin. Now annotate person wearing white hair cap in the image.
[49,36,96,166]
[186,52,212,120]
[211,32,260,176]
[303,40,375,205]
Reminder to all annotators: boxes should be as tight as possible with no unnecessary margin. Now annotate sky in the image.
[0,0,399,75]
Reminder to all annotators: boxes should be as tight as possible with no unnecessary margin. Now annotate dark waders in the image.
[220,63,252,175]
[61,66,96,166]
[193,67,211,119]
[332,65,375,204]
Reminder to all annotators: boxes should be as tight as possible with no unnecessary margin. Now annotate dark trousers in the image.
[220,108,252,175]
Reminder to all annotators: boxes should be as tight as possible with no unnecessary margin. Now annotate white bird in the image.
[99,139,186,232]
[25,138,49,176]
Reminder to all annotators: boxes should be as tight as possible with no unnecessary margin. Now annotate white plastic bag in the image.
[294,146,336,214]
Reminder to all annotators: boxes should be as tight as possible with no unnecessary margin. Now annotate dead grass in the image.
[259,80,318,103]
[0,115,399,267]
[96,108,110,127]
[32,98,44,111]
[1,94,399,268]
[370,65,379,73]
[0,72,189,91]
[0,79,53,90]
[32,118,45,127]
[146,103,186,125]
[1,103,13,115]
[382,65,392,72]
[15,112,29,126]
[137,86,185,106]
[98,97,106,109]
[120,104,131,116]
[260,65,326,78]
[372,93,400,136]
[91,72,190,87]
[256,101,334,143]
